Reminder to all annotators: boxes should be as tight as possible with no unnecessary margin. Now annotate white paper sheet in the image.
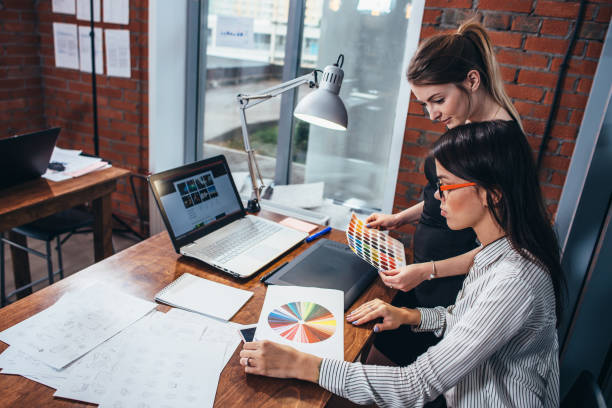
[104,28,131,78]
[0,284,156,370]
[53,23,79,69]
[270,182,325,208]
[164,308,245,367]
[52,0,76,14]
[215,15,253,49]
[52,311,161,404]
[76,0,100,21]
[103,0,129,24]
[255,286,344,360]
[78,26,103,74]
[154,273,253,321]
[98,334,225,408]
[43,146,106,181]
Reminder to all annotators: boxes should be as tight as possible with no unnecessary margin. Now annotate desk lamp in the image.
[237,54,348,213]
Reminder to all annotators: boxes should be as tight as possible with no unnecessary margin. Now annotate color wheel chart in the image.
[346,213,406,271]
[267,302,336,344]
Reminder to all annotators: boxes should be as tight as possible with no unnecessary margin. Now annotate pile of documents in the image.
[0,284,246,407]
[43,147,111,182]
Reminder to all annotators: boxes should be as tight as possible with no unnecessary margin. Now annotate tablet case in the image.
[263,239,378,311]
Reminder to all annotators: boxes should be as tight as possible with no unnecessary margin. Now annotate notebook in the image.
[0,127,60,189]
[148,155,308,278]
[154,273,253,321]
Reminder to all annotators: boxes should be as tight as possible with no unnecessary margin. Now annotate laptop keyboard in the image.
[197,219,282,264]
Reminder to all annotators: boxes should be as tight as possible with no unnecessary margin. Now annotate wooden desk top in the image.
[0,211,394,408]
[0,167,130,231]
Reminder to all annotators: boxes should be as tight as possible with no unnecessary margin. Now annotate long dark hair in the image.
[433,121,564,322]
[408,19,523,131]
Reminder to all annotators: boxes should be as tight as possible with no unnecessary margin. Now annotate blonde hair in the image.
[408,19,523,130]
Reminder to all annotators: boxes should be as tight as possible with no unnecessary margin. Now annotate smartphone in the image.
[238,325,257,343]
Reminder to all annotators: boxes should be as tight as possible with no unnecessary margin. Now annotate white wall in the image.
[148,0,188,234]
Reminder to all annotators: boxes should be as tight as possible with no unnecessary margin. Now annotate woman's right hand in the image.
[365,213,402,231]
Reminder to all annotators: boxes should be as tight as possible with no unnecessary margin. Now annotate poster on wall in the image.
[104,29,131,78]
[215,15,254,49]
[103,0,129,25]
[78,26,103,74]
[52,0,76,15]
[53,23,79,70]
[76,0,101,22]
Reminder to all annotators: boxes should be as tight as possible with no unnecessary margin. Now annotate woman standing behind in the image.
[365,19,525,371]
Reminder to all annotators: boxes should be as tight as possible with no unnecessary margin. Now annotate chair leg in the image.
[45,240,54,285]
[1,232,6,307]
[56,235,64,280]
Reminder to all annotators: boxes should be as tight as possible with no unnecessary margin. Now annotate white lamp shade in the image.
[294,89,348,131]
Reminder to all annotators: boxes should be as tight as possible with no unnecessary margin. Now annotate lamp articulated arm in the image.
[237,72,318,213]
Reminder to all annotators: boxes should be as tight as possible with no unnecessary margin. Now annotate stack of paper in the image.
[0,283,249,407]
[43,147,111,182]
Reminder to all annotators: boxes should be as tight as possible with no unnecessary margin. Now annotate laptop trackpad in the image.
[244,245,278,261]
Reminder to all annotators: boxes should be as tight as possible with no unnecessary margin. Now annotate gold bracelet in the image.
[429,260,437,280]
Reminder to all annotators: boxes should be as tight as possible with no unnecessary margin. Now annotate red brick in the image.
[524,37,568,54]
[586,42,603,58]
[406,115,446,133]
[483,14,512,30]
[506,84,545,102]
[550,92,588,109]
[550,171,566,186]
[577,78,593,94]
[541,185,562,200]
[500,66,516,82]
[595,5,611,23]
[497,49,549,68]
[397,171,426,184]
[569,110,584,125]
[540,19,570,37]
[560,142,575,156]
[522,119,546,135]
[534,1,580,18]
[511,16,541,33]
[517,70,557,88]
[489,31,523,48]
[514,101,550,119]
[402,143,431,158]
[541,155,571,171]
[479,0,532,12]
[551,123,578,141]
[422,9,442,24]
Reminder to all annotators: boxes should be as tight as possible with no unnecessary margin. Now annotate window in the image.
[195,0,423,225]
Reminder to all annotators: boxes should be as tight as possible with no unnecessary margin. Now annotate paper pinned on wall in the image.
[52,0,76,15]
[76,0,100,22]
[103,0,129,25]
[104,29,131,78]
[215,15,254,49]
[78,26,103,74]
[53,23,80,70]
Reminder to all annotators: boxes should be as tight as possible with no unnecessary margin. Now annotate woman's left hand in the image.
[239,340,322,382]
[346,298,419,332]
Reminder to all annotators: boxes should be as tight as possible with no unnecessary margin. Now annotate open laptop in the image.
[0,128,60,190]
[149,155,308,278]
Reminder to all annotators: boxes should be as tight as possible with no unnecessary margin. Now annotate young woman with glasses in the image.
[239,120,564,408]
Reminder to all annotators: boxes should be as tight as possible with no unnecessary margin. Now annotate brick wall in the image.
[0,0,149,235]
[393,0,610,260]
[0,1,45,136]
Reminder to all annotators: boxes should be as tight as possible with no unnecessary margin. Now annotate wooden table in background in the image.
[0,211,394,407]
[0,167,130,297]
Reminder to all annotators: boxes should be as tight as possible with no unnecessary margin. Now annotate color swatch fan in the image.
[346,213,406,271]
[268,301,336,344]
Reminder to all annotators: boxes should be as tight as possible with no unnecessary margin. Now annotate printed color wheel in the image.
[267,302,336,343]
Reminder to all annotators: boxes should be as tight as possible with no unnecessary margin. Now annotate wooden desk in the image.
[0,212,394,407]
[0,167,130,297]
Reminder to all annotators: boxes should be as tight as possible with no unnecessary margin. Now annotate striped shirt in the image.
[319,237,559,407]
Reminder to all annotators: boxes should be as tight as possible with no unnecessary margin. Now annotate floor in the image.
[1,227,141,306]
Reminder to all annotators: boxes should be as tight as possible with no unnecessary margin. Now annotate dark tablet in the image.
[263,239,378,311]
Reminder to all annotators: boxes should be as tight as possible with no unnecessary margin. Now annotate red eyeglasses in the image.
[436,181,476,198]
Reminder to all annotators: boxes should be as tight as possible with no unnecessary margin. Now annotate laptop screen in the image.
[152,158,243,240]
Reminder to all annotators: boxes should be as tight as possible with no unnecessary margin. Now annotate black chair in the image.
[0,208,93,306]
[561,370,607,408]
